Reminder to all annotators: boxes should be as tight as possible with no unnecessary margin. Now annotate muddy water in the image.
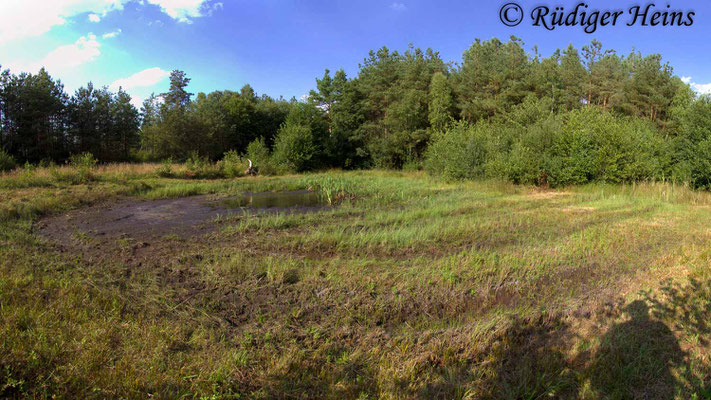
[37,191,328,242]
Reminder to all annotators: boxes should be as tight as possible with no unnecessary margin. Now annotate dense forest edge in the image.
[2,36,711,188]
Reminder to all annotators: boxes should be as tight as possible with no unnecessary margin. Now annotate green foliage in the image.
[272,122,317,173]
[246,138,276,176]
[423,121,488,180]
[0,148,16,172]
[69,152,98,169]
[428,72,454,131]
[219,150,245,178]
[426,108,672,187]
[185,152,222,179]
[156,158,173,178]
[68,152,98,182]
[688,138,711,190]
[0,39,709,190]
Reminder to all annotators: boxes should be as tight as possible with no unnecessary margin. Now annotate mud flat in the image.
[36,190,329,243]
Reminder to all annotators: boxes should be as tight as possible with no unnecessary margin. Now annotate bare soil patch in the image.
[36,191,328,243]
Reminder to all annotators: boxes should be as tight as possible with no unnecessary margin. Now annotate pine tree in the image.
[428,72,453,131]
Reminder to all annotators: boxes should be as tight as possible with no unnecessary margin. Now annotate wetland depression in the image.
[219,190,327,209]
[37,190,330,242]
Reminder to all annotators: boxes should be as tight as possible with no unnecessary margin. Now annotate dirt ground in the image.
[35,191,327,244]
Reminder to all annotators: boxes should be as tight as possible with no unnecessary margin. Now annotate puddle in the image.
[220,190,327,209]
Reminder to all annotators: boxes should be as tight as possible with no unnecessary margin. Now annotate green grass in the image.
[1,165,711,399]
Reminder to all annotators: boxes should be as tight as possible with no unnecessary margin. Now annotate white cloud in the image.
[0,0,221,44]
[109,67,170,91]
[7,33,103,74]
[0,0,123,44]
[43,34,102,71]
[110,67,171,108]
[682,77,711,95]
[102,29,122,38]
[390,2,407,11]
[692,83,711,95]
[144,0,222,23]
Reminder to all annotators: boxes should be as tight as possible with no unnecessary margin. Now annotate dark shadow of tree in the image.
[481,313,580,399]
[640,278,711,399]
[585,300,684,399]
[478,276,711,400]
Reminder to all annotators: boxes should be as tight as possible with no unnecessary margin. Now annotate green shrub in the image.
[185,152,223,179]
[68,152,98,182]
[272,123,317,173]
[246,138,277,176]
[156,158,173,178]
[220,150,246,178]
[545,109,666,186]
[0,148,16,172]
[69,152,98,169]
[423,121,488,180]
[688,138,711,189]
[424,107,673,188]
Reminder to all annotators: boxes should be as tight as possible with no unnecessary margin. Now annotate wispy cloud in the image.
[693,83,711,95]
[102,29,122,39]
[0,0,123,44]
[0,0,222,44]
[44,34,101,70]
[390,2,407,11]
[109,67,171,108]
[109,67,170,91]
[7,33,102,75]
[144,0,223,23]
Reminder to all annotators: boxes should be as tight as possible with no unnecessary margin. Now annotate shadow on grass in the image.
[585,300,684,399]
[477,278,711,400]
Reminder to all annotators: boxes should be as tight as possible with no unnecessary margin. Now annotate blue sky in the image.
[1,0,710,107]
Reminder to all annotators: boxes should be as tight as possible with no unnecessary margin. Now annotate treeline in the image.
[0,68,139,164]
[2,36,710,188]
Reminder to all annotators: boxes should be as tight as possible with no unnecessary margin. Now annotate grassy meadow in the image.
[1,164,711,399]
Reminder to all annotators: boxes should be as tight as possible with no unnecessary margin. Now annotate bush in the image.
[272,123,318,173]
[185,152,222,179]
[69,152,98,169]
[246,138,277,175]
[0,148,16,172]
[424,107,672,188]
[545,109,666,186]
[156,158,173,178]
[219,150,246,178]
[423,121,488,180]
[688,138,711,189]
[68,152,98,181]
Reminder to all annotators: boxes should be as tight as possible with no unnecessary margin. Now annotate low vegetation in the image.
[1,165,711,398]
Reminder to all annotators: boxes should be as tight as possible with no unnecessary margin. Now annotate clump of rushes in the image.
[302,176,356,205]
